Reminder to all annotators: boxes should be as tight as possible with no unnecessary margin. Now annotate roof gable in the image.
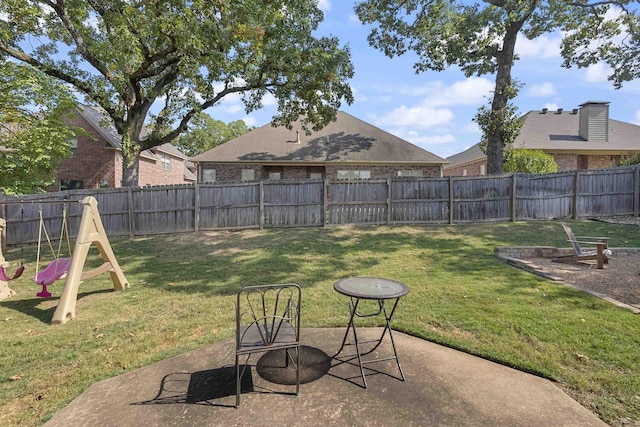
[192,111,446,164]
[77,105,122,149]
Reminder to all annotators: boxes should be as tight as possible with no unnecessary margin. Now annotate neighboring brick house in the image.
[443,144,487,177]
[444,100,640,176]
[192,111,447,182]
[52,105,195,190]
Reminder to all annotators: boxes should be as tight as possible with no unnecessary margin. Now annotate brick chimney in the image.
[578,101,610,141]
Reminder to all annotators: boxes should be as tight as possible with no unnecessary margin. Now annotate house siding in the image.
[552,154,622,172]
[325,164,441,179]
[443,160,487,177]
[199,163,441,182]
[138,154,186,187]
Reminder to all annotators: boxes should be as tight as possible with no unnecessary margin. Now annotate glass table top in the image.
[333,277,409,299]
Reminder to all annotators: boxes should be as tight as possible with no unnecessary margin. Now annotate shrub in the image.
[504,148,558,174]
[617,153,640,166]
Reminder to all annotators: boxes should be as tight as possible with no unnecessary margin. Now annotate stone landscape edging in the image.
[494,246,640,314]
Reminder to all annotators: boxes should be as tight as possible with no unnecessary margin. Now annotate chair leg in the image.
[295,347,300,396]
[235,354,240,407]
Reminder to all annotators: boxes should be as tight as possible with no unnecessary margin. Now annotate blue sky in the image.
[206,1,640,160]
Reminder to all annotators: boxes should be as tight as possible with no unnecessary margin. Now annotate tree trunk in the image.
[121,151,140,187]
[486,23,520,175]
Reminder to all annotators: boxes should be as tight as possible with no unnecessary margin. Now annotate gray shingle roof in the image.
[514,109,640,151]
[78,105,122,149]
[192,111,446,164]
[445,106,640,168]
[445,144,484,167]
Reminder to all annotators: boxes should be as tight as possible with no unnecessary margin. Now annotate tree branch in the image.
[0,41,96,98]
[48,0,116,82]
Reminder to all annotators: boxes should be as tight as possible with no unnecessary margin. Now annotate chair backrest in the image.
[236,283,301,349]
[561,223,583,256]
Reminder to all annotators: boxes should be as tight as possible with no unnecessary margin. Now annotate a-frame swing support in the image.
[52,196,129,324]
[0,218,17,300]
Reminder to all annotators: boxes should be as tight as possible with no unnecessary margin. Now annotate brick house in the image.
[52,105,195,190]
[444,100,640,176]
[192,111,447,182]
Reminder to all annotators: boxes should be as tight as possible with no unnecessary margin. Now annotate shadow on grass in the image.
[118,228,504,295]
[0,288,114,323]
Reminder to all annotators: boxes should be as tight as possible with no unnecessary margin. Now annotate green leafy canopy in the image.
[175,113,252,157]
[0,60,79,194]
[0,1,354,185]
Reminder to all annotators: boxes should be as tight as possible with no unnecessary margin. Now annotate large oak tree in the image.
[355,0,640,174]
[0,0,354,186]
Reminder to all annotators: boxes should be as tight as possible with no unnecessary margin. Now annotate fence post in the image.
[323,179,329,226]
[194,183,200,233]
[259,181,264,229]
[387,177,392,225]
[127,187,135,238]
[449,176,454,224]
[635,166,640,217]
[572,170,579,220]
[511,173,517,222]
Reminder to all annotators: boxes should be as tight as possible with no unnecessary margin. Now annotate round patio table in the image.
[332,277,409,388]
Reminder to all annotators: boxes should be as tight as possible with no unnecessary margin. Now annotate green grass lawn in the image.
[1,220,640,426]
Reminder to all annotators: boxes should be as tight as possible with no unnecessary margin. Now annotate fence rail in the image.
[1,166,639,245]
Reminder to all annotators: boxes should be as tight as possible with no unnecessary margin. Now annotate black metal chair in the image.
[235,283,301,407]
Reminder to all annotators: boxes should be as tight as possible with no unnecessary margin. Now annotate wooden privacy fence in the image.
[1,166,639,245]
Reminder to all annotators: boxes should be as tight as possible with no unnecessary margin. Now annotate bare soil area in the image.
[525,255,640,308]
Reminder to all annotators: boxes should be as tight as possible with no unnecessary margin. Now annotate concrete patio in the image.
[43,328,606,427]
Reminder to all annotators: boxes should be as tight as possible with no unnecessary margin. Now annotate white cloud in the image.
[633,110,640,125]
[241,116,258,127]
[387,128,457,155]
[392,77,493,106]
[409,133,456,145]
[543,102,560,111]
[351,86,368,102]
[584,62,610,83]
[317,0,331,13]
[261,92,277,106]
[516,34,561,59]
[348,14,360,25]
[426,77,494,107]
[462,122,481,133]
[376,105,454,129]
[528,82,557,97]
[224,104,243,114]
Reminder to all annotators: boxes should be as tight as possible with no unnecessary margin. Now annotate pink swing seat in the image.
[0,265,24,282]
[35,258,72,297]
